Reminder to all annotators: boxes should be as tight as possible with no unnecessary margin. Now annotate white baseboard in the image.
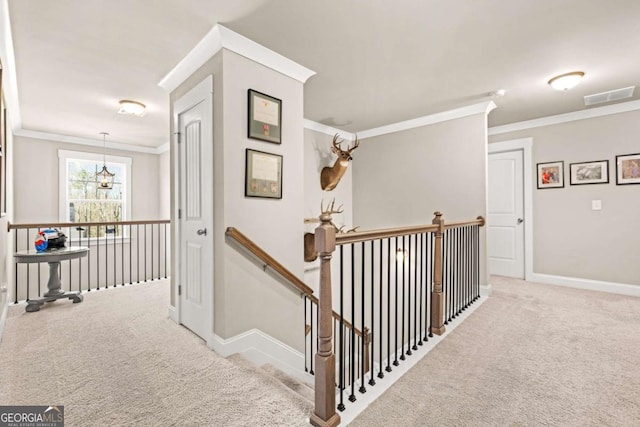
[0,299,8,344]
[208,328,311,384]
[480,284,493,297]
[529,273,640,298]
[168,305,178,323]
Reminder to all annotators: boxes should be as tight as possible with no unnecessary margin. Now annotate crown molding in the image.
[15,129,168,155]
[0,0,22,131]
[159,24,315,92]
[303,119,355,141]
[357,101,497,140]
[488,99,640,136]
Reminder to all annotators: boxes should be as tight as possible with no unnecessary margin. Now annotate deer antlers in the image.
[331,133,359,157]
[320,198,344,216]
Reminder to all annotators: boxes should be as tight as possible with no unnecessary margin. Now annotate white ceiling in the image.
[4,0,640,150]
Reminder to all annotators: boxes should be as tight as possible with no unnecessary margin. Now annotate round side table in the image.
[14,246,90,312]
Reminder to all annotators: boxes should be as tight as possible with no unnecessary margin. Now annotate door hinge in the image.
[178,285,182,296]
[178,209,182,219]
[174,132,181,144]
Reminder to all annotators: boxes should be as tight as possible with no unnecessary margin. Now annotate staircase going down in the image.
[226,354,314,424]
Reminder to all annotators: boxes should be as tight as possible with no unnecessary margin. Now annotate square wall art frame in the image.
[615,153,640,185]
[245,149,283,199]
[537,161,564,189]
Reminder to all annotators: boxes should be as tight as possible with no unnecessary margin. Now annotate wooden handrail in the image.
[225,227,314,296]
[336,224,438,245]
[306,294,364,338]
[225,227,365,338]
[9,219,170,230]
[335,216,484,245]
[445,216,485,229]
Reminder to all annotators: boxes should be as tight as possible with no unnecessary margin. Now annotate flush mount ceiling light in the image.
[548,71,585,91]
[118,99,146,116]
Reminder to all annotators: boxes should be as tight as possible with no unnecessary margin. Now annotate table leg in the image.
[44,261,65,297]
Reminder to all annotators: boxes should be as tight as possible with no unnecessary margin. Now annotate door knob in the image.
[197,228,207,236]
[517,218,524,224]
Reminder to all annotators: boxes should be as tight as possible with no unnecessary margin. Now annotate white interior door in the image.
[488,150,525,278]
[177,83,213,340]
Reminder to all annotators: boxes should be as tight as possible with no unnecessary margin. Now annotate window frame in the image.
[58,149,132,241]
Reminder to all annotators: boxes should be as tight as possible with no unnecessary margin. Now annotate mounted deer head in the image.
[320,133,359,191]
[303,199,359,262]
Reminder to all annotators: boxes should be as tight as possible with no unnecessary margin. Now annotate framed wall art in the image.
[569,160,609,185]
[615,153,640,185]
[536,161,564,189]
[245,149,283,199]
[247,89,282,144]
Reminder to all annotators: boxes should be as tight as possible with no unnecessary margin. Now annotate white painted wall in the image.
[170,49,307,351]
[158,150,171,219]
[490,110,640,286]
[13,136,167,222]
[352,113,490,287]
[220,50,305,349]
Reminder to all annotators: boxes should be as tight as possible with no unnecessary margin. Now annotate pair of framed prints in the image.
[245,89,282,199]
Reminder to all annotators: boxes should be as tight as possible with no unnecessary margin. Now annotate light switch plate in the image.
[592,200,602,210]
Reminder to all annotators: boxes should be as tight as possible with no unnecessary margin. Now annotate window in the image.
[59,150,132,238]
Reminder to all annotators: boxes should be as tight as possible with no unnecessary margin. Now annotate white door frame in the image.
[488,138,534,281]
[171,75,214,334]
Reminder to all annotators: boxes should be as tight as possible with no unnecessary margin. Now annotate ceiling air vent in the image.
[584,86,635,106]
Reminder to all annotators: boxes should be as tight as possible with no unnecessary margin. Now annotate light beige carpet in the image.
[352,277,640,426]
[0,280,311,427]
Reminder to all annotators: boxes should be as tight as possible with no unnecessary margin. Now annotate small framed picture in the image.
[245,149,283,199]
[569,160,609,185]
[615,153,640,185]
[537,161,564,189]
[248,89,282,144]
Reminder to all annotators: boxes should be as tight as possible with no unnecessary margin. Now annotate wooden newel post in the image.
[430,211,446,336]
[310,211,340,427]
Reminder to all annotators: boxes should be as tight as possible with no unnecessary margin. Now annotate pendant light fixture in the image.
[96,132,115,190]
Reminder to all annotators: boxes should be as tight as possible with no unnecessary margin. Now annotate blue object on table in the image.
[34,233,48,252]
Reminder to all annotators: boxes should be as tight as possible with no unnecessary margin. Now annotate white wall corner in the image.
[480,283,493,297]
[168,305,178,323]
[159,24,315,93]
[208,329,309,384]
[0,0,22,131]
[303,119,356,141]
[0,284,8,344]
[357,101,498,140]
[217,25,315,84]
[158,25,224,92]
[485,100,498,115]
